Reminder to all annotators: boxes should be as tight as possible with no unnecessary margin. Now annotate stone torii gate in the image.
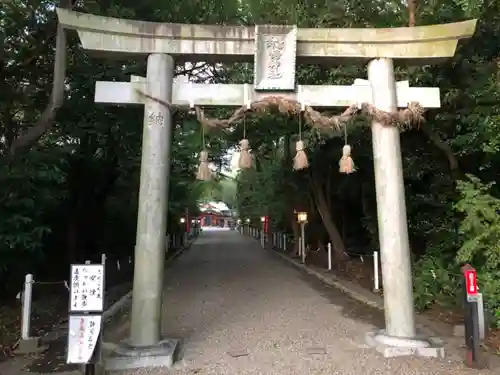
[57,8,476,368]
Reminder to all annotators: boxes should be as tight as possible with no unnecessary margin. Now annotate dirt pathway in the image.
[109,229,492,375]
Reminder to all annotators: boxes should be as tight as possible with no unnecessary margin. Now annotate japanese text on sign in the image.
[67,315,102,364]
[70,264,104,312]
[465,270,477,295]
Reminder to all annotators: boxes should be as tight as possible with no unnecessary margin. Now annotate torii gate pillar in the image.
[367,59,421,350]
[130,54,174,347]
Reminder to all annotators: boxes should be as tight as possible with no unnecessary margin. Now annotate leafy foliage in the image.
[412,255,460,311]
[0,0,231,293]
[454,175,500,323]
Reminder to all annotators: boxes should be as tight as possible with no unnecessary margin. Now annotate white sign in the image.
[67,315,102,364]
[70,264,104,312]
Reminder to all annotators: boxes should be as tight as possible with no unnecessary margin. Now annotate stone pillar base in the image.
[365,329,445,358]
[104,339,179,371]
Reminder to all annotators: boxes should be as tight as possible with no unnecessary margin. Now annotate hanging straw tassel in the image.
[293,140,309,170]
[238,139,252,169]
[196,150,211,181]
[339,144,356,174]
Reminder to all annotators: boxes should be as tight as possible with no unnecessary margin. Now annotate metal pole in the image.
[368,58,415,338]
[130,53,174,346]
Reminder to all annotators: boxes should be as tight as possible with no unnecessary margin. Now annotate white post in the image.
[368,58,415,338]
[327,243,332,271]
[21,274,33,340]
[101,253,107,265]
[300,223,306,263]
[283,234,287,251]
[477,293,485,340]
[260,230,264,247]
[298,236,302,257]
[374,251,380,292]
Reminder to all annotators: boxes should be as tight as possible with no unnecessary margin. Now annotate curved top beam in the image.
[57,9,477,65]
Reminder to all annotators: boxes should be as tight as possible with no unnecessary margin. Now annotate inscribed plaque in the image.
[254,25,297,91]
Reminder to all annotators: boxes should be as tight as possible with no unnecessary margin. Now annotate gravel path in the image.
[112,229,491,375]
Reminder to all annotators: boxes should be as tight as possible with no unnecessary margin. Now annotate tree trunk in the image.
[325,166,333,207]
[8,0,73,156]
[310,172,348,262]
[361,182,378,249]
[66,210,79,264]
[420,124,462,181]
[282,133,300,254]
[65,130,119,262]
[291,219,300,255]
[408,0,417,26]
